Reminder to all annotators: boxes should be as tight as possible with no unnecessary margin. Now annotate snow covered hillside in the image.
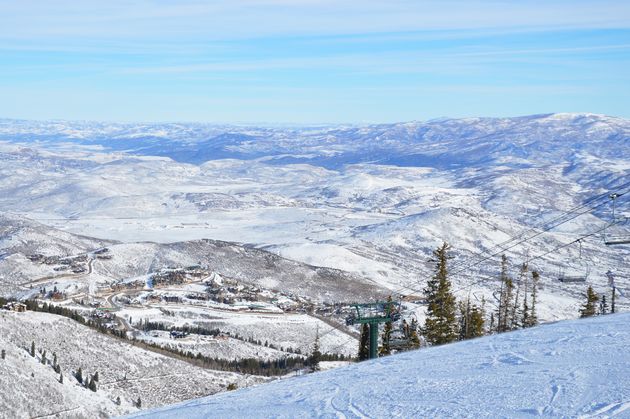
[129,313,630,419]
[0,310,266,418]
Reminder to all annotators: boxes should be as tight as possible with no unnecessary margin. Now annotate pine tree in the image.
[88,375,97,392]
[496,255,514,333]
[93,371,99,382]
[458,296,485,340]
[379,320,392,356]
[423,243,458,345]
[1,349,5,360]
[379,296,394,355]
[611,286,616,314]
[524,270,540,327]
[358,324,370,361]
[599,295,608,315]
[59,371,63,384]
[30,341,35,357]
[409,318,421,349]
[509,263,527,329]
[580,286,599,318]
[115,396,121,405]
[458,300,469,341]
[308,328,321,372]
[53,352,57,369]
[136,397,142,408]
[41,350,46,365]
[75,367,83,384]
[521,269,530,329]
[468,302,485,338]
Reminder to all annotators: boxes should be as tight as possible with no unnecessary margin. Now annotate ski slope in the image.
[129,313,630,418]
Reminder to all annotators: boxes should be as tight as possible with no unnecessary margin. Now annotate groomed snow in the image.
[128,313,630,418]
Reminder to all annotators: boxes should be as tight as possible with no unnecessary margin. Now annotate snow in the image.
[0,310,268,417]
[128,313,630,419]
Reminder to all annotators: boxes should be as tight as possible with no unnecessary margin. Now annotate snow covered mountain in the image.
[127,312,630,418]
[0,113,628,320]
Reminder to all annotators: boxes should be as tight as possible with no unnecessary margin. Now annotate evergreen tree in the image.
[580,286,599,318]
[509,263,527,329]
[93,371,99,382]
[408,318,421,349]
[496,255,514,333]
[75,367,83,384]
[41,350,47,365]
[30,341,35,357]
[1,349,5,360]
[136,398,142,408]
[59,371,63,384]
[458,296,485,340]
[611,286,616,314]
[423,243,458,345]
[115,396,121,406]
[523,271,540,327]
[521,272,530,329]
[52,352,57,369]
[308,328,321,372]
[88,375,97,392]
[458,300,470,341]
[468,303,485,338]
[379,296,394,355]
[358,324,370,361]
[599,295,608,315]
[379,320,392,356]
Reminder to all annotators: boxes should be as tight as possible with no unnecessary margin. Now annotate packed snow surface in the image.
[129,313,630,418]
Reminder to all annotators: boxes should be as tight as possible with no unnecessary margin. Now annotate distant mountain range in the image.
[0,113,628,320]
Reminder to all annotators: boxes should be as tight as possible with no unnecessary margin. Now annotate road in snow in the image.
[128,313,630,418]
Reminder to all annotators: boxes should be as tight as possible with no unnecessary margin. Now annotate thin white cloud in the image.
[1,0,630,47]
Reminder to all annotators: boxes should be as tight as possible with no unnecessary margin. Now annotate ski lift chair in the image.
[604,217,630,246]
[604,194,630,246]
[557,240,590,283]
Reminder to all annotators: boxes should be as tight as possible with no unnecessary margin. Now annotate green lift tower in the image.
[346,300,400,359]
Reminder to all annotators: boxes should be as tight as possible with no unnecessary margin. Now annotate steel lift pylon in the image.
[346,300,400,359]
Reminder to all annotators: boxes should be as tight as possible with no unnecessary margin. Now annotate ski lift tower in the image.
[606,270,617,314]
[346,300,400,359]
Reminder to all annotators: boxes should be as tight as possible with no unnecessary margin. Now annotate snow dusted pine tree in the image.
[509,263,528,329]
[496,255,514,333]
[423,243,458,345]
[524,270,540,327]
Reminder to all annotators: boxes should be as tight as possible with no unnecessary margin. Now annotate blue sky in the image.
[1,0,630,123]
